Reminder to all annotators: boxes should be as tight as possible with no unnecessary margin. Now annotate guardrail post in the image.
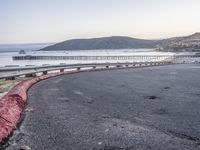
[77,67,81,70]
[125,64,129,67]
[43,71,48,75]
[106,66,109,69]
[93,66,96,69]
[25,73,36,77]
[116,65,121,68]
[60,69,64,72]
[5,77,15,80]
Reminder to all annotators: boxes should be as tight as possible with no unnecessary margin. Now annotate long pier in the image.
[13,55,175,61]
[12,54,200,63]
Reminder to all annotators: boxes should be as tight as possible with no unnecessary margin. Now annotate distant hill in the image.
[159,32,200,52]
[40,33,200,52]
[40,36,157,51]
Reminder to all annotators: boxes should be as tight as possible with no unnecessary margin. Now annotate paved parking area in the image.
[4,64,200,150]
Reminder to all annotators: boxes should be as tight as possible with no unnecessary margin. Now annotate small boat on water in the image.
[19,50,26,54]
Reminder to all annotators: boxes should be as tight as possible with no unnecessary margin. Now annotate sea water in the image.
[0,49,173,67]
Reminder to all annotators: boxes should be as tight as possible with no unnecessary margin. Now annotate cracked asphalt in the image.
[3,64,200,150]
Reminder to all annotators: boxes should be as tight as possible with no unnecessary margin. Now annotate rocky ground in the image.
[0,79,19,98]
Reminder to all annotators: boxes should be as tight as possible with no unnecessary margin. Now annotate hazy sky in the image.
[0,0,200,43]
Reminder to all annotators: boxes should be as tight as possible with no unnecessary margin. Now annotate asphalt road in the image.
[4,64,200,150]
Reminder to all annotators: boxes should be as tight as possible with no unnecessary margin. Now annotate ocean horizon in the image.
[0,43,54,52]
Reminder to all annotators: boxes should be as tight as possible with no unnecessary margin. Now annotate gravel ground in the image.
[0,78,25,98]
[3,64,200,150]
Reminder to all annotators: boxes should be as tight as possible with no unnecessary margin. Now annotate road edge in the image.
[0,63,171,143]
